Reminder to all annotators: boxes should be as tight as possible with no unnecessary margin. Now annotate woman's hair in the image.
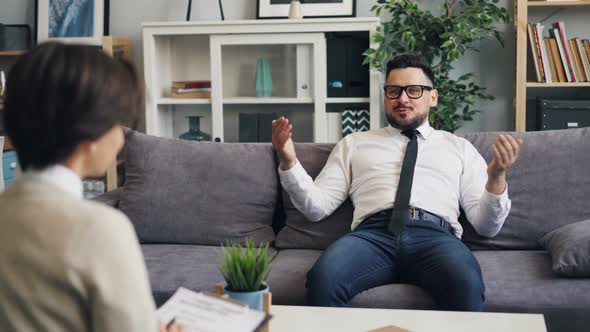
[3,42,143,170]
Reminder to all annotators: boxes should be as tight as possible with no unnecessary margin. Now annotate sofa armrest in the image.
[92,188,122,208]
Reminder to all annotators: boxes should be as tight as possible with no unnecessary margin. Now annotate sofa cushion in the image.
[474,250,590,311]
[266,249,321,305]
[142,244,278,306]
[268,249,590,310]
[459,128,590,250]
[274,144,353,250]
[120,130,277,245]
[539,219,590,277]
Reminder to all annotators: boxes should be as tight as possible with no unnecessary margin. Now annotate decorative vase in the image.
[288,0,303,19]
[178,116,211,141]
[224,286,269,311]
[255,58,273,97]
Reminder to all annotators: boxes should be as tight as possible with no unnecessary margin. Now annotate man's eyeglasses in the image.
[383,85,433,100]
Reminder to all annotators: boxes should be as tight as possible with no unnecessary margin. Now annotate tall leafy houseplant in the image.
[364,0,510,132]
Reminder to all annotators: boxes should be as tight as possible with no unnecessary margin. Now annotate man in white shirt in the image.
[271,54,522,311]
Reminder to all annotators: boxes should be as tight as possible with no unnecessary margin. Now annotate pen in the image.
[166,317,176,329]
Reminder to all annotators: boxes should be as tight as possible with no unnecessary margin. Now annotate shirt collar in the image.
[29,165,83,198]
[385,121,435,140]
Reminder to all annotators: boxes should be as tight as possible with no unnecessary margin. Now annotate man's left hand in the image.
[486,134,523,194]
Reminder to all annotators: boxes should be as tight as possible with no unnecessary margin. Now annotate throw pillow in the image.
[539,219,590,277]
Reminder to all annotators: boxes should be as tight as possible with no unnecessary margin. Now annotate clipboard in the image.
[157,287,272,332]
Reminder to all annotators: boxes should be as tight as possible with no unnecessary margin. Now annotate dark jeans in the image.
[305,210,485,311]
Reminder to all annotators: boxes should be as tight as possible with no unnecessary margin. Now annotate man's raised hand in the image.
[272,116,297,171]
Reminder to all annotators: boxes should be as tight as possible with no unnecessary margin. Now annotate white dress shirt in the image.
[279,122,511,238]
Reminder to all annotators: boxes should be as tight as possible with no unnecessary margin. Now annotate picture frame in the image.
[35,0,110,46]
[257,0,355,19]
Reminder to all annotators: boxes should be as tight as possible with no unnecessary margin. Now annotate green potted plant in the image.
[219,239,276,310]
[364,0,510,132]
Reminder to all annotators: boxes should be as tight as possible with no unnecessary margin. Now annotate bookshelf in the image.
[514,0,590,131]
[142,18,381,143]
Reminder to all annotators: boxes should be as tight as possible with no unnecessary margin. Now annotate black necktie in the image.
[388,129,419,235]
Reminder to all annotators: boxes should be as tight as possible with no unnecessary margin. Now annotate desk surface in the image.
[269,305,547,332]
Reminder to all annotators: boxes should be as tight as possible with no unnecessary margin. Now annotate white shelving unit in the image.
[142,18,381,143]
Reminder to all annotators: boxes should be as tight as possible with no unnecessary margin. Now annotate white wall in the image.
[0,0,528,132]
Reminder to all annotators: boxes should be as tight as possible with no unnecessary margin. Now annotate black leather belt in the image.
[358,207,450,232]
[407,207,450,231]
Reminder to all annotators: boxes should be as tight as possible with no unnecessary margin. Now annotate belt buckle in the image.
[409,207,418,220]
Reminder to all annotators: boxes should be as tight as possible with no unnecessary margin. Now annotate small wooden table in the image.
[269,305,547,332]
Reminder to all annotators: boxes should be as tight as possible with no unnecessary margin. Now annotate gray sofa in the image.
[96,128,590,332]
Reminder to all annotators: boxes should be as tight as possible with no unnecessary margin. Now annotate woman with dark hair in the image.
[0,42,182,332]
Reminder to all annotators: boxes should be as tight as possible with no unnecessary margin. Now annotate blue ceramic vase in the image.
[255,58,273,97]
[224,285,269,310]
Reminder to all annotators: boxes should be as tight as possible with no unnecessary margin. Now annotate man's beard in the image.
[386,106,428,131]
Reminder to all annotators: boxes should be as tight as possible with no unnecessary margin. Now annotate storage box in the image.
[537,99,590,130]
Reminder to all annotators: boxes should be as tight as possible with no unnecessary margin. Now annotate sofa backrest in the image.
[274,143,352,250]
[459,128,590,250]
[118,130,278,245]
[275,128,590,251]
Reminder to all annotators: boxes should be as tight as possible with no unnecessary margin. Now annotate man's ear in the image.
[430,89,438,107]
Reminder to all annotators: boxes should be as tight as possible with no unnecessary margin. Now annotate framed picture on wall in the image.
[257,0,356,19]
[35,0,110,45]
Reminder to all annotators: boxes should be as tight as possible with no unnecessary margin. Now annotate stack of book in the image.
[528,21,590,83]
[171,80,211,98]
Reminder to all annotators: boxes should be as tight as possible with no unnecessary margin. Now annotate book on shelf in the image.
[569,39,586,81]
[584,40,590,76]
[544,38,559,82]
[172,87,211,94]
[553,21,577,82]
[576,38,590,81]
[170,80,212,98]
[548,38,567,82]
[171,80,212,89]
[171,91,211,99]
[535,23,552,82]
[550,28,572,82]
[527,23,543,82]
[156,287,271,332]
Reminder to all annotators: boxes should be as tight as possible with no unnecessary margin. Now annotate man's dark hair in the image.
[385,53,435,87]
[4,42,143,171]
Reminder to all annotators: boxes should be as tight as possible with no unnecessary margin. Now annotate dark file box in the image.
[537,99,590,130]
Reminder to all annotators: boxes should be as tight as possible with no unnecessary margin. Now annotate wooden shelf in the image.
[157,98,211,105]
[223,97,314,104]
[0,50,26,56]
[528,0,590,6]
[526,82,590,87]
[326,97,370,104]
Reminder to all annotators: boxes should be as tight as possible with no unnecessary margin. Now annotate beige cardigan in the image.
[0,174,156,331]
